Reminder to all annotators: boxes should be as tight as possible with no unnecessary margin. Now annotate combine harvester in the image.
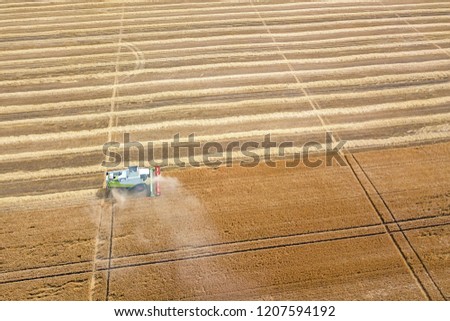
[105,166,161,197]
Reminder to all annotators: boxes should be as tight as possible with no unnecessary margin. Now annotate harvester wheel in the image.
[131,184,146,193]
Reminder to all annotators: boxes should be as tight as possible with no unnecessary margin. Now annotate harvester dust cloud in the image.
[105,176,255,298]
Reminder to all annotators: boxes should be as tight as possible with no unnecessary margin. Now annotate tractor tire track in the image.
[1,214,448,285]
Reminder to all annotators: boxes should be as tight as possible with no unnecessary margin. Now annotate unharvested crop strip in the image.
[108,222,450,272]
[1,213,446,275]
[0,269,92,285]
[351,154,446,299]
[343,154,430,299]
[101,222,450,273]
[2,219,448,285]
[0,260,92,277]
[105,204,115,301]
[88,214,104,302]
[111,214,450,261]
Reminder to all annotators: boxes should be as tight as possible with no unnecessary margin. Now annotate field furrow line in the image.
[0,214,448,284]
[103,222,450,273]
[107,222,450,272]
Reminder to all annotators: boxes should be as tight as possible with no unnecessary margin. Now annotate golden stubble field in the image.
[0,0,449,300]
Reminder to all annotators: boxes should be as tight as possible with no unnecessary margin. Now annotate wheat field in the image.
[0,0,449,300]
